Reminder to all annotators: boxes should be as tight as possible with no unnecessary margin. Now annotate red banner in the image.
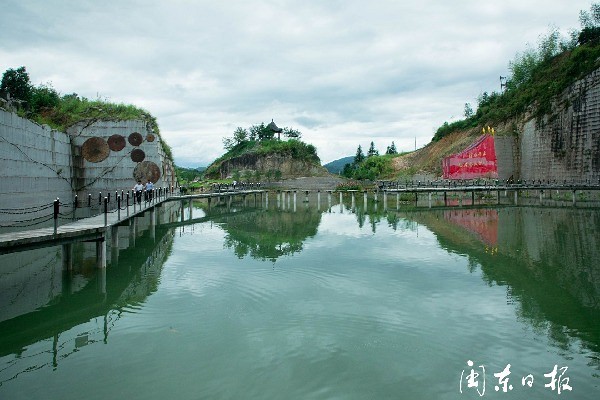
[442,134,498,179]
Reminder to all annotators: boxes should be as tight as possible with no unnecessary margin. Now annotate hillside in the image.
[324,156,354,174]
[387,24,600,180]
[204,138,328,180]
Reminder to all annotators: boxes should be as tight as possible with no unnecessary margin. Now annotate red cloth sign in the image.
[442,134,498,179]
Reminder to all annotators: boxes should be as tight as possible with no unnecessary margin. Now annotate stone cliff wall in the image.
[0,109,73,225]
[495,68,600,182]
[0,109,176,227]
[67,119,176,198]
[216,152,328,179]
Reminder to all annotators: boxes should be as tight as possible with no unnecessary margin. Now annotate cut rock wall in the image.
[0,109,176,227]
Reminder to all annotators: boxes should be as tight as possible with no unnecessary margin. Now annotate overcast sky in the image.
[0,0,592,166]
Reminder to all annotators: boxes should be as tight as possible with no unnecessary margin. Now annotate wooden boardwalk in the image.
[1,183,599,257]
[0,190,265,256]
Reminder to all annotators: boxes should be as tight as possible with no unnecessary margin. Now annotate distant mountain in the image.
[324,156,354,174]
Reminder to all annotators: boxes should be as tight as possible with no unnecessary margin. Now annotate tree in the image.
[222,137,235,151]
[464,103,474,118]
[274,170,282,181]
[282,127,302,139]
[0,66,32,106]
[341,163,354,177]
[30,84,60,112]
[386,141,397,155]
[367,141,378,157]
[354,145,365,165]
[233,127,248,144]
[254,169,262,182]
[249,123,274,141]
[579,3,600,29]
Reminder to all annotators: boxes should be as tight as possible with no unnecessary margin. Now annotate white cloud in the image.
[0,0,590,166]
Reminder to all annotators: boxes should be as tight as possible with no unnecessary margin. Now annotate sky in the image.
[0,0,592,167]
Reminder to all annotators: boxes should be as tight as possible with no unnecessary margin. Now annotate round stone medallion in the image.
[133,161,161,184]
[82,137,109,163]
[128,132,143,146]
[107,134,126,151]
[146,133,155,142]
[131,148,146,162]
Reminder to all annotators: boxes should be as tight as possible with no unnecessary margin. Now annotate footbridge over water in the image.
[0,188,267,267]
[1,181,600,268]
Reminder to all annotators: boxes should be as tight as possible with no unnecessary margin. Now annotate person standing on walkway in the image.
[145,180,154,202]
[133,180,144,205]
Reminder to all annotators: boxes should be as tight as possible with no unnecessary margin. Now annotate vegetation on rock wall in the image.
[433,3,600,142]
[0,67,173,160]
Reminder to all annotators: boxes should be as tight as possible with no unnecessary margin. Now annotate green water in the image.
[0,197,599,399]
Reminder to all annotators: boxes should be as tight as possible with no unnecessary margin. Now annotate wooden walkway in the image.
[1,183,599,256]
[0,190,265,256]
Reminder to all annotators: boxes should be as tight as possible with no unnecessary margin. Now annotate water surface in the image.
[1,198,599,399]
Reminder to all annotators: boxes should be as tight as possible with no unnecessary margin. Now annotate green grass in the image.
[19,93,173,160]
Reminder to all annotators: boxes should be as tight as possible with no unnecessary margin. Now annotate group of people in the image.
[133,180,154,204]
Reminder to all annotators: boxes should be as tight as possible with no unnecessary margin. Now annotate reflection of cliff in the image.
[410,207,600,356]
[0,225,175,359]
[214,208,321,261]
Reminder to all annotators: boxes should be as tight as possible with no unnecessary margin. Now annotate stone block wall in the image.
[68,119,176,199]
[0,109,176,228]
[516,69,600,182]
[494,135,517,180]
[0,109,73,226]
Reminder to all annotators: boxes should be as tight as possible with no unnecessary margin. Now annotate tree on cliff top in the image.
[0,66,32,106]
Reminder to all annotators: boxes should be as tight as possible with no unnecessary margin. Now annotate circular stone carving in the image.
[146,133,155,142]
[128,132,143,146]
[82,137,110,163]
[107,134,126,151]
[131,148,146,162]
[133,161,161,184]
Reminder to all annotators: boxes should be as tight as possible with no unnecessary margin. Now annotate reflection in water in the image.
[0,205,179,386]
[0,193,598,398]
[403,207,600,370]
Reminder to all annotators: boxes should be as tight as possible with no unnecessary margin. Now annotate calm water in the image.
[0,195,599,399]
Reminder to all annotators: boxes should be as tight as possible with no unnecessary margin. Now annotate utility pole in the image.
[500,76,507,91]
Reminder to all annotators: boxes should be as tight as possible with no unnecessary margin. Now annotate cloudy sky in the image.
[0,0,592,167]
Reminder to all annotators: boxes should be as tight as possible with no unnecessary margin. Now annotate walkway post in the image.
[317,190,321,209]
[73,195,78,221]
[383,191,387,211]
[104,197,108,226]
[53,198,59,235]
[117,196,121,220]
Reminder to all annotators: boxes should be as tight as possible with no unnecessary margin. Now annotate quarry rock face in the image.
[214,152,328,179]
